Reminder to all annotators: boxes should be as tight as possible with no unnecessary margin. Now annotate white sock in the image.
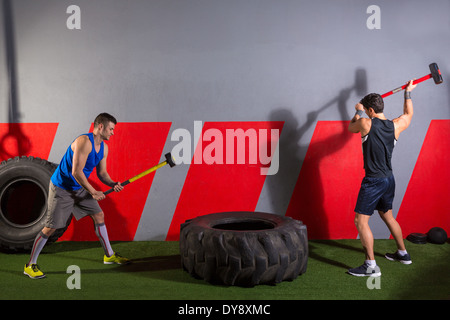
[397,249,408,256]
[95,223,114,257]
[365,259,377,268]
[28,231,48,266]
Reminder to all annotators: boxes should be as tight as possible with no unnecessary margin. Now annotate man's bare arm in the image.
[96,144,123,192]
[349,103,370,136]
[71,136,106,201]
[393,80,416,139]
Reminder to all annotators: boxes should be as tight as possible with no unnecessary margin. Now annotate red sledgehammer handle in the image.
[381,74,432,98]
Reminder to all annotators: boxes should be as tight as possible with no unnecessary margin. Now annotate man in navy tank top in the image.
[347,80,417,277]
[24,113,129,279]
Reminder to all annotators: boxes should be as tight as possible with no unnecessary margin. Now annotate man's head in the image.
[94,113,117,141]
[360,93,384,114]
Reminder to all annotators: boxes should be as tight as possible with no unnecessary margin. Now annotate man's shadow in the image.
[268,68,367,263]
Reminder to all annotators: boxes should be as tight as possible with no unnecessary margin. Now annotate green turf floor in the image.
[0,240,449,300]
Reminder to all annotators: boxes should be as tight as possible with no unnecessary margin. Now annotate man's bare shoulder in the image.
[360,118,372,136]
[71,135,92,152]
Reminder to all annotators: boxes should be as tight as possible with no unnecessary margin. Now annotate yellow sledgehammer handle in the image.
[104,153,176,195]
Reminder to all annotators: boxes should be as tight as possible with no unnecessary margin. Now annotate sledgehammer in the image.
[104,152,176,195]
[381,63,443,98]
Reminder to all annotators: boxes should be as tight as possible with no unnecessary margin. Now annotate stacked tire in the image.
[180,211,308,287]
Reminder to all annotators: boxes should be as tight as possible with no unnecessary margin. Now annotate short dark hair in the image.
[360,93,384,113]
[94,113,117,128]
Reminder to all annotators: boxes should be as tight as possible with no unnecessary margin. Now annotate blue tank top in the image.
[51,133,104,191]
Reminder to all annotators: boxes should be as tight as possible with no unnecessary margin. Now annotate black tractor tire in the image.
[0,156,70,252]
[180,211,308,287]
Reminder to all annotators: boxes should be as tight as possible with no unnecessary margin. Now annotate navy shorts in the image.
[354,175,395,216]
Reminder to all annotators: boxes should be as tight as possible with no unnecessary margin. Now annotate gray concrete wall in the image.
[1,0,448,240]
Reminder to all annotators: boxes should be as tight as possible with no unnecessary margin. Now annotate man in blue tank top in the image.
[24,113,129,279]
[347,80,417,277]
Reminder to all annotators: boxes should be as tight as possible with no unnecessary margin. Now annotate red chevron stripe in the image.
[58,122,171,241]
[166,121,283,241]
[286,121,364,239]
[395,120,450,236]
[0,123,58,161]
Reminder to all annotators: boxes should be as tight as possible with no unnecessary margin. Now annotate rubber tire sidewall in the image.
[180,211,308,287]
[0,157,56,251]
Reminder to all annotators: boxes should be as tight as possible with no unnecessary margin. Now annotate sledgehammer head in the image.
[165,152,176,167]
[429,63,443,84]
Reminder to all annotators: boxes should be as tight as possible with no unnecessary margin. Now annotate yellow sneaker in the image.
[24,264,46,279]
[103,252,130,265]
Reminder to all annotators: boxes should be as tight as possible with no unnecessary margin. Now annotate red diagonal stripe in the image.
[395,120,450,235]
[166,121,283,241]
[58,122,171,241]
[0,123,58,161]
[286,121,364,239]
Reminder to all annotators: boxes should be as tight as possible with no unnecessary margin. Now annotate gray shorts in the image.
[45,181,102,229]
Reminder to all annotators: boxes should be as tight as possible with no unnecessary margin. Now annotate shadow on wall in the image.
[0,0,31,159]
[270,68,367,239]
[446,65,450,112]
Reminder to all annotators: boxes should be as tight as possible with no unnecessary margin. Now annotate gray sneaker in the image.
[385,252,412,264]
[348,263,381,277]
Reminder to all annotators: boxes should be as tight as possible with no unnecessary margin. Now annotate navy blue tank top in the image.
[361,118,396,178]
[51,133,104,190]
